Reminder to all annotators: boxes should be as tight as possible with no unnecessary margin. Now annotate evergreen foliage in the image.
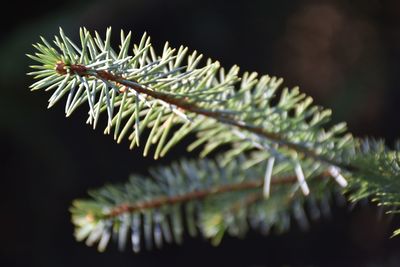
[28,28,400,252]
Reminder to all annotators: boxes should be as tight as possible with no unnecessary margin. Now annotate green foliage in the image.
[28,28,400,252]
[27,27,353,163]
[71,155,340,252]
[347,139,400,235]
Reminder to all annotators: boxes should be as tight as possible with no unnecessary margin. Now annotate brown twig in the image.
[55,62,356,172]
[106,173,330,218]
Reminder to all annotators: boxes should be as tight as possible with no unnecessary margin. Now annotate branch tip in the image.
[55,61,67,75]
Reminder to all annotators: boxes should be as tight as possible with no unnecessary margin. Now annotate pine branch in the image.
[27,28,400,252]
[71,156,338,252]
[53,60,353,171]
[106,172,318,218]
[27,28,355,169]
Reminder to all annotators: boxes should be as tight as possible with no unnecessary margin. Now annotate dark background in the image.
[1,0,400,266]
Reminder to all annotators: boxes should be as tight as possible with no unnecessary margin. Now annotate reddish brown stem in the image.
[106,173,330,218]
[55,62,356,172]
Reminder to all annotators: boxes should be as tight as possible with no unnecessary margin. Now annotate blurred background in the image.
[1,0,400,266]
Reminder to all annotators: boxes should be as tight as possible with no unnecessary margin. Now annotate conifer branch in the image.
[28,28,356,170]
[54,61,353,171]
[27,28,400,253]
[106,173,324,218]
[71,156,337,252]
